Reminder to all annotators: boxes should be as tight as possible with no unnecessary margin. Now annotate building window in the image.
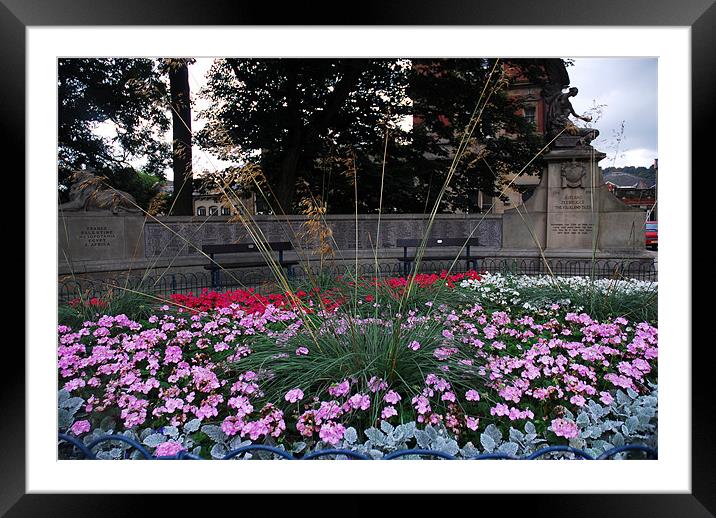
[209,206,219,216]
[221,206,231,216]
[523,106,536,126]
[196,207,206,216]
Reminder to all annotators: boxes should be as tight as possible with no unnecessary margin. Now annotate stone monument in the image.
[502,84,649,258]
[58,171,145,268]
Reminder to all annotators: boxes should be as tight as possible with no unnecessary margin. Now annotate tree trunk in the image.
[168,60,193,216]
[275,146,300,213]
[274,63,301,214]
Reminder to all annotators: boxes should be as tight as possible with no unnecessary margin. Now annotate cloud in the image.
[567,58,658,167]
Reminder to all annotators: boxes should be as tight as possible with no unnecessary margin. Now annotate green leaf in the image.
[484,423,502,443]
[625,416,640,434]
[509,428,524,443]
[143,434,166,448]
[58,408,73,430]
[60,397,84,416]
[99,416,116,433]
[498,441,519,457]
[200,424,227,444]
[480,433,496,453]
[576,412,590,426]
[344,427,358,444]
[58,389,70,404]
[211,443,228,459]
[379,421,394,435]
[414,429,430,449]
[162,426,179,438]
[184,419,202,433]
[364,427,385,445]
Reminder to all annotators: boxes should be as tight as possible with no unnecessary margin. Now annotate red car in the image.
[645,221,658,250]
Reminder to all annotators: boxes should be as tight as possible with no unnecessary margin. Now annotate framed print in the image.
[7,0,710,515]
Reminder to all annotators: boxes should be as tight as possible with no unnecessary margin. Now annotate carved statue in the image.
[59,170,141,214]
[543,86,600,147]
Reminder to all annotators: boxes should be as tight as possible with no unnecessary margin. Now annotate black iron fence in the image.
[58,433,657,460]
[58,257,656,303]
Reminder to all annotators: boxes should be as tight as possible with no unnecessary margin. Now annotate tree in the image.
[57,58,171,207]
[197,58,410,214]
[162,58,195,216]
[198,58,548,215]
[401,58,548,213]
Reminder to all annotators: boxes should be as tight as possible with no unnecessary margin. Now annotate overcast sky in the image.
[568,58,658,168]
[108,57,658,180]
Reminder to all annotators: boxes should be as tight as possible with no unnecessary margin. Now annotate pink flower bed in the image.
[58,295,657,453]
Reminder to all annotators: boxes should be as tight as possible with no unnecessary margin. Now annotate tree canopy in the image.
[197,58,411,214]
[58,58,171,175]
[197,58,548,214]
[58,57,555,214]
[57,58,171,208]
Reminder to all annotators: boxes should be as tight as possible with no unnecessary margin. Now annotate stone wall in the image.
[143,213,502,258]
[59,213,503,276]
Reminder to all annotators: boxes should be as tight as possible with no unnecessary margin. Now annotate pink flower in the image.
[550,418,579,439]
[411,395,431,415]
[383,390,402,404]
[490,403,510,417]
[408,340,421,351]
[328,380,350,398]
[466,416,479,431]
[163,345,182,364]
[368,376,388,393]
[155,441,185,457]
[318,421,345,445]
[599,391,615,405]
[295,347,309,356]
[284,388,305,403]
[441,391,456,402]
[381,406,398,419]
[569,394,586,407]
[348,393,371,411]
[221,416,244,437]
[70,420,90,435]
[465,389,481,402]
[442,329,454,339]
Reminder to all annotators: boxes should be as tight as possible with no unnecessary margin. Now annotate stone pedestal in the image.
[502,146,649,256]
[58,212,146,267]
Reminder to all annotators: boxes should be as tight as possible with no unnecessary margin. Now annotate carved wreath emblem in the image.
[561,162,586,188]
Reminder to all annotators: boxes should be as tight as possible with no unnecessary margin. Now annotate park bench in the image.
[396,237,482,277]
[202,242,298,289]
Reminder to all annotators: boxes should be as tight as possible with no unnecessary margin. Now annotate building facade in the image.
[161,180,257,217]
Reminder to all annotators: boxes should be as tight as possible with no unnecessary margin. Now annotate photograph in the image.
[0,0,710,508]
[56,56,660,462]
[6,4,706,510]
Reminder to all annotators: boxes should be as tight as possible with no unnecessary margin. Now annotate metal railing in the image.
[58,433,657,460]
[58,257,656,303]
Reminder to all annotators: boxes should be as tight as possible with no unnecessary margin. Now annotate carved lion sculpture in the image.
[59,170,141,214]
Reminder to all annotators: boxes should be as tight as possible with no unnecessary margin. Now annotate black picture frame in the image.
[7,0,709,515]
